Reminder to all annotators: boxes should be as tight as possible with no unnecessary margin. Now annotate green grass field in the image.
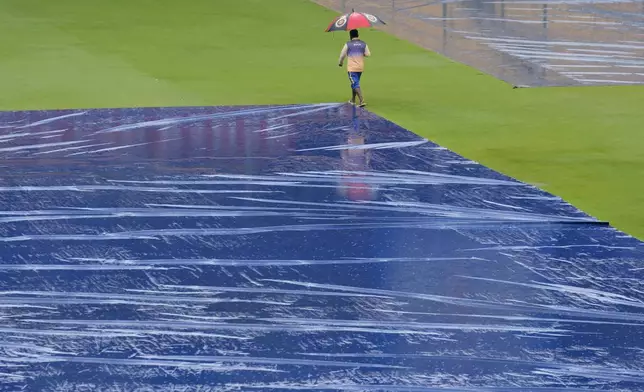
[1,0,643,238]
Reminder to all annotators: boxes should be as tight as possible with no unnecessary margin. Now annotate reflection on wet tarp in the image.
[315,0,644,86]
[0,104,643,391]
[337,106,378,201]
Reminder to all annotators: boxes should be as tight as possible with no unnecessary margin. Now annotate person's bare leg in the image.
[356,87,365,106]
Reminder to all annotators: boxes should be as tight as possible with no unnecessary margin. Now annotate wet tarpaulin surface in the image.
[314,0,644,87]
[1,103,644,391]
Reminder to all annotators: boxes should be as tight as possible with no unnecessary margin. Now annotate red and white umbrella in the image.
[325,9,386,32]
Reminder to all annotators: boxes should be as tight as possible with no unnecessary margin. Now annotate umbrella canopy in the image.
[325,9,386,32]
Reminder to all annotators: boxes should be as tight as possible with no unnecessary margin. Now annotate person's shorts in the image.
[348,72,362,89]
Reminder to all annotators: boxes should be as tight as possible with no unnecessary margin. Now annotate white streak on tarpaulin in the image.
[0,220,603,242]
[15,112,87,129]
[262,279,644,322]
[32,142,113,156]
[0,140,90,153]
[93,104,337,134]
[202,170,523,186]
[65,137,181,156]
[296,140,429,152]
[0,256,481,269]
[0,185,278,194]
